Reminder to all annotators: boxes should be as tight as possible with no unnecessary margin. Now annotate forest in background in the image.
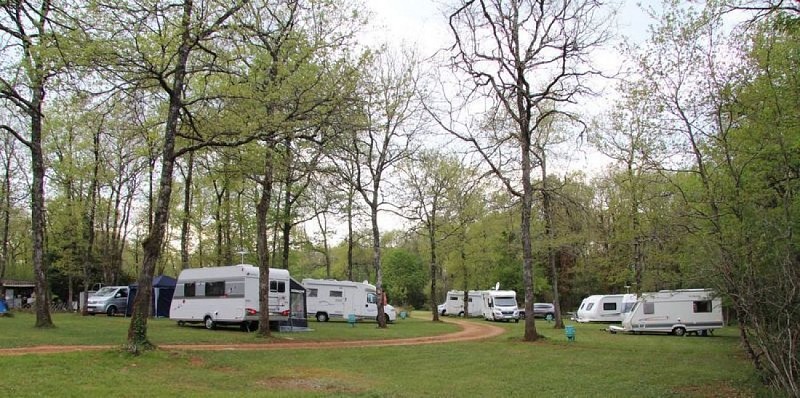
[1,0,797,393]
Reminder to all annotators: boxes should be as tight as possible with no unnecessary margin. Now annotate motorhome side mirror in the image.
[115,293,121,298]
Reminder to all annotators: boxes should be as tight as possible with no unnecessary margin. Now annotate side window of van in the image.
[205,281,225,297]
[643,302,655,314]
[270,281,286,293]
[367,293,377,304]
[184,283,196,297]
[308,288,317,298]
[693,300,712,313]
[603,302,616,311]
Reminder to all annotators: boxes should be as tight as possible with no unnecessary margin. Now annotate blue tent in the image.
[126,275,177,318]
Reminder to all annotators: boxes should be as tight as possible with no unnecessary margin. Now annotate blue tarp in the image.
[126,275,176,318]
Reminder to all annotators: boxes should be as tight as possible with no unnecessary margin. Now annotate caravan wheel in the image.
[316,312,329,322]
[204,316,216,330]
[672,327,686,337]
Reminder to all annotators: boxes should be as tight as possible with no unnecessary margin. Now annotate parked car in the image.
[87,286,129,316]
[533,303,556,319]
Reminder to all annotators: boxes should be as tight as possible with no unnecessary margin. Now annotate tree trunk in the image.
[520,134,538,341]
[428,220,439,322]
[371,204,386,328]
[256,145,275,337]
[0,139,12,301]
[180,152,194,270]
[126,0,193,354]
[31,78,53,328]
[347,188,354,281]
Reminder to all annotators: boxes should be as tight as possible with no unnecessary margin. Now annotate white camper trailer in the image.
[302,279,397,323]
[610,289,723,336]
[575,294,636,323]
[442,290,483,317]
[170,265,293,330]
[481,287,520,322]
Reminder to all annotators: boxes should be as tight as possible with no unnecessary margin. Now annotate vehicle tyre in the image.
[177,321,185,327]
[106,306,117,317]
[458,311,465,317]
[700,329,708,337]
[672,327,686,337]
[204,316,216,330]
[316,312,329,322]
[514,318,519,323]
[546,312,554,320]
[378,314,390,324]
[240,321,258,332]
[440,310,446,316]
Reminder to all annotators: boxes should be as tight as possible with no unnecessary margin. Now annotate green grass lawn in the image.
[0,312,767,397]
[0,311,458,347]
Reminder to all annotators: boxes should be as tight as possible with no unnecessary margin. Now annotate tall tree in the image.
[88,0,253,352]
[441,0,612,341]
[333,49,425,328]
[0,0,79,327]
[401,150,481,321]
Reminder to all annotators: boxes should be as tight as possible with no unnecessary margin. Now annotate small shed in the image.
[126,275,177,318]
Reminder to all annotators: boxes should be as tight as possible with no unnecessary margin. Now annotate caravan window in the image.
[643,302,655,314]
[367,293,378,304]
[308,288,318,298]
[329,290,343,298]
[184,283,196,297]
[270,281,286,293]
[449,296,459,301]
[603,302,617,311]
[693,300,712,313]
[205,281,225,297]
[468,298,474,303]
[586,303,594,311]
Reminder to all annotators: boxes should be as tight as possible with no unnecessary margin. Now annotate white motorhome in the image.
[441,290,483,317]
[302,278,397,323]
[575,294,636,323]
[481,287,520,322]
[170,265,295,330]
[610,289,723,336]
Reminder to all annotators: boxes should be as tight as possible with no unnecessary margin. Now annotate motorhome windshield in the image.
[93,287,117,297]
[494,297,517,307]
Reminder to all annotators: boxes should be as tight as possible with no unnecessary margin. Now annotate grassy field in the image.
[0,312,767,397]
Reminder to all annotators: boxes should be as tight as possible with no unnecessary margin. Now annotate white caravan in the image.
[481,287,520,322]
[610,289,723,336]
[170,265,293,330]
[442,290,483,317]
[302,279,397,323]
[575,294,636,323]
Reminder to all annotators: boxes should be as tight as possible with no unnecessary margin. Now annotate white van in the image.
[442,290,483,317]
[87,286,129,316]
[481,288,520,322]
[575,294,636,323]
[302,278,396,323]
[610,289,723,336]
[170,265,293,330]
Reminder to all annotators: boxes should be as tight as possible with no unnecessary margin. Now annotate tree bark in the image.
[126,0,194,354]
[256,144,275,337]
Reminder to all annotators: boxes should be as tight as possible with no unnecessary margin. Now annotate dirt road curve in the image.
[0,318,505,356]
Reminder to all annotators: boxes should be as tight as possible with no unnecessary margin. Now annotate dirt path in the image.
[0,318,505,356]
